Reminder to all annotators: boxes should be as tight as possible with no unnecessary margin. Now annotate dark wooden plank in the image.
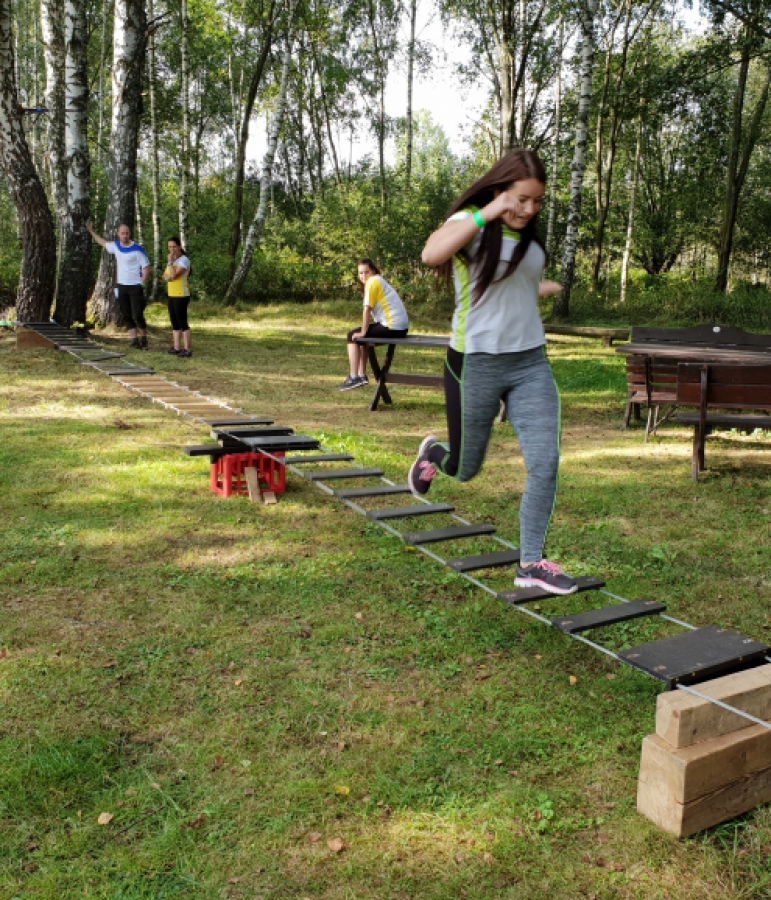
[306,468,384,481]
[367,503,455,520]
[552,599,666,634]
[619,626,771,689]
[212,427,294,439]
[285,454,356,464]
[631,324,771,349]
[202,418,274,426]
[355,334,449,348]
[183,444,230,460]
[333,484,412,498]
[498,576,606,604]
[403,524,497,544]
[102,367,156,375]
[446,549,521,572]
[235,435,320,451]
[677,413,771,430]
[384,373,445,388]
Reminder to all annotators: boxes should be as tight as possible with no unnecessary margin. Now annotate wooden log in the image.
[638,725,771,837]
[656,664,771,748]
[244,466,262,503]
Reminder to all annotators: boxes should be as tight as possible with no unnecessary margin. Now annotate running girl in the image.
[408,150,576,595]
[340,259,409,391]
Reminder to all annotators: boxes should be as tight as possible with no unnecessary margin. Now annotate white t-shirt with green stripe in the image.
[363,275,409,330]
[449,209,545,355]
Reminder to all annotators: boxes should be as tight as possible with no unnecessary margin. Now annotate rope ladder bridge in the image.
[17,321,771,837]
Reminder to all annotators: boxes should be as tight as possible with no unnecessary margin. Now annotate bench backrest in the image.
[626,355,678,402]
[676,363,771,412]
[631,324,771,351]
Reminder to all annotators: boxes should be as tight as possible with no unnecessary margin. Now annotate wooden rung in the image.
[552,598,665,634]
[212,427,293,439]
[367,503,454,520]
[498,576,606,604]
[619,626,770,689]
[237,435,320,451]
[403,524,496,545]
[446,549,521,572]
[106,367,155,375]
[333,484,412,498]
[202,418,274,427]
[285,454,355,464]
[306,467,384,481]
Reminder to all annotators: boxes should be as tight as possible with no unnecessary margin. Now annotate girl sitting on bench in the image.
[340,259,409,391]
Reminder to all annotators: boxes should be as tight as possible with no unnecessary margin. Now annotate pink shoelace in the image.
[418,460,437,482]
[524,559,565,575]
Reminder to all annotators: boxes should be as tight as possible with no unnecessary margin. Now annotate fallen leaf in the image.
[150,782,161,790]
[337,741,346,752]
[334,784,350,795]
[606,673,617,681]
[182,814,206,829]
[484,830,495,841]
[483,852,494,864]
[308,831,321,843]
[234,679,243,686]
[355,612,363,620]
[213,755,225,769]
[535,655,542,661]
[569,675,578,686]
[125,788,138,797]
[114,419,133,429]
[494,759,503,766]
[97,812,114,826]
[327,838,345,853]
[102,660,118,669]
[228,877,239,884]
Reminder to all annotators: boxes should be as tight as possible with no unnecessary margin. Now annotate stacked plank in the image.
[638,665,771,837]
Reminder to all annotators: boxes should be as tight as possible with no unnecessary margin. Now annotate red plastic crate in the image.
[210,451,286,498]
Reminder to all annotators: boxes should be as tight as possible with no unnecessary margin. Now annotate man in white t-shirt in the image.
[87,222,151,349]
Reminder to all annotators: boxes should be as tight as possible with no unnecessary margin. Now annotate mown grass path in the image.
[1,301,770,899]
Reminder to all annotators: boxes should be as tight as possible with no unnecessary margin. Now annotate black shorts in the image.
[347,322,408,344]
[167,295,191,331]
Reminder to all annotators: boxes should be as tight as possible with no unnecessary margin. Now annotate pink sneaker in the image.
[408,435,439,497]
[515,560,577,595]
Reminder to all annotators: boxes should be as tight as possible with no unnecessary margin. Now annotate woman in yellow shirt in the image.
[163,236,193,357]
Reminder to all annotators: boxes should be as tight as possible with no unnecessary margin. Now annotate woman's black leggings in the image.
[168,296,190,332]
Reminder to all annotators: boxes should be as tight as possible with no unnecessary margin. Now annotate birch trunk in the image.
[555,0,597,318]
[41,0,67,240]
[226,0,277,277]
[147,0,161,301]
[0,0,56,322]
[545,15,564,263]
[620,108,643,303]
[715,46,771,292]
[405,0,417,183]
[55,0,92,325]
[225,28,294,303]
[178,0,190,247]
[91,0,147,325]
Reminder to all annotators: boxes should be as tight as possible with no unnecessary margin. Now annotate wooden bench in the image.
[356,326,629,412]
[675,362,771,480]
[618,325,771,436]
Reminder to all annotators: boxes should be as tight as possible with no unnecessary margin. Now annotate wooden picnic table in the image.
[615,325,771,436]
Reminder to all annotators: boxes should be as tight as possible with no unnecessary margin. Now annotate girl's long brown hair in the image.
[438,150,547,304]
[357,258,380,295]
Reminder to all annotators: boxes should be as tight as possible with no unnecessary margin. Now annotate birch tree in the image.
[0,0,56,322]
[225,5,296,303]
[56,0,92,325]
[91,0,147,325]
[554,0,598,318]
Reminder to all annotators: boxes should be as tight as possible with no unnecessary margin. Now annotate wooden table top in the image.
[616,342,771,363]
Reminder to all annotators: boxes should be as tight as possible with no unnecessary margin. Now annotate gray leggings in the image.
[427,346,561,562]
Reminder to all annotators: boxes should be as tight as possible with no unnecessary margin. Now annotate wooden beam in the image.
[656,664,771,748]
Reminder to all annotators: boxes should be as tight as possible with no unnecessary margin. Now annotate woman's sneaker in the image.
[339,375,362,391]
[408,434,438,497]
[167,347,180,355]
[177,349,192,358]
[515,560,578,595]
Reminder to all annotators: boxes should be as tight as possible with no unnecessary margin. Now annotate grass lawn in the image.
[2,299,771,899]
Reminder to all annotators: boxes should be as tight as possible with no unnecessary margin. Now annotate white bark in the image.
[41,0,67,227]
[147,0,161,301]
[545,14,564,263]
[91,0,147,325]
[178,0,190,247]
[555,0,597,317]
[620,107,644,303]
[225,23,295,302]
